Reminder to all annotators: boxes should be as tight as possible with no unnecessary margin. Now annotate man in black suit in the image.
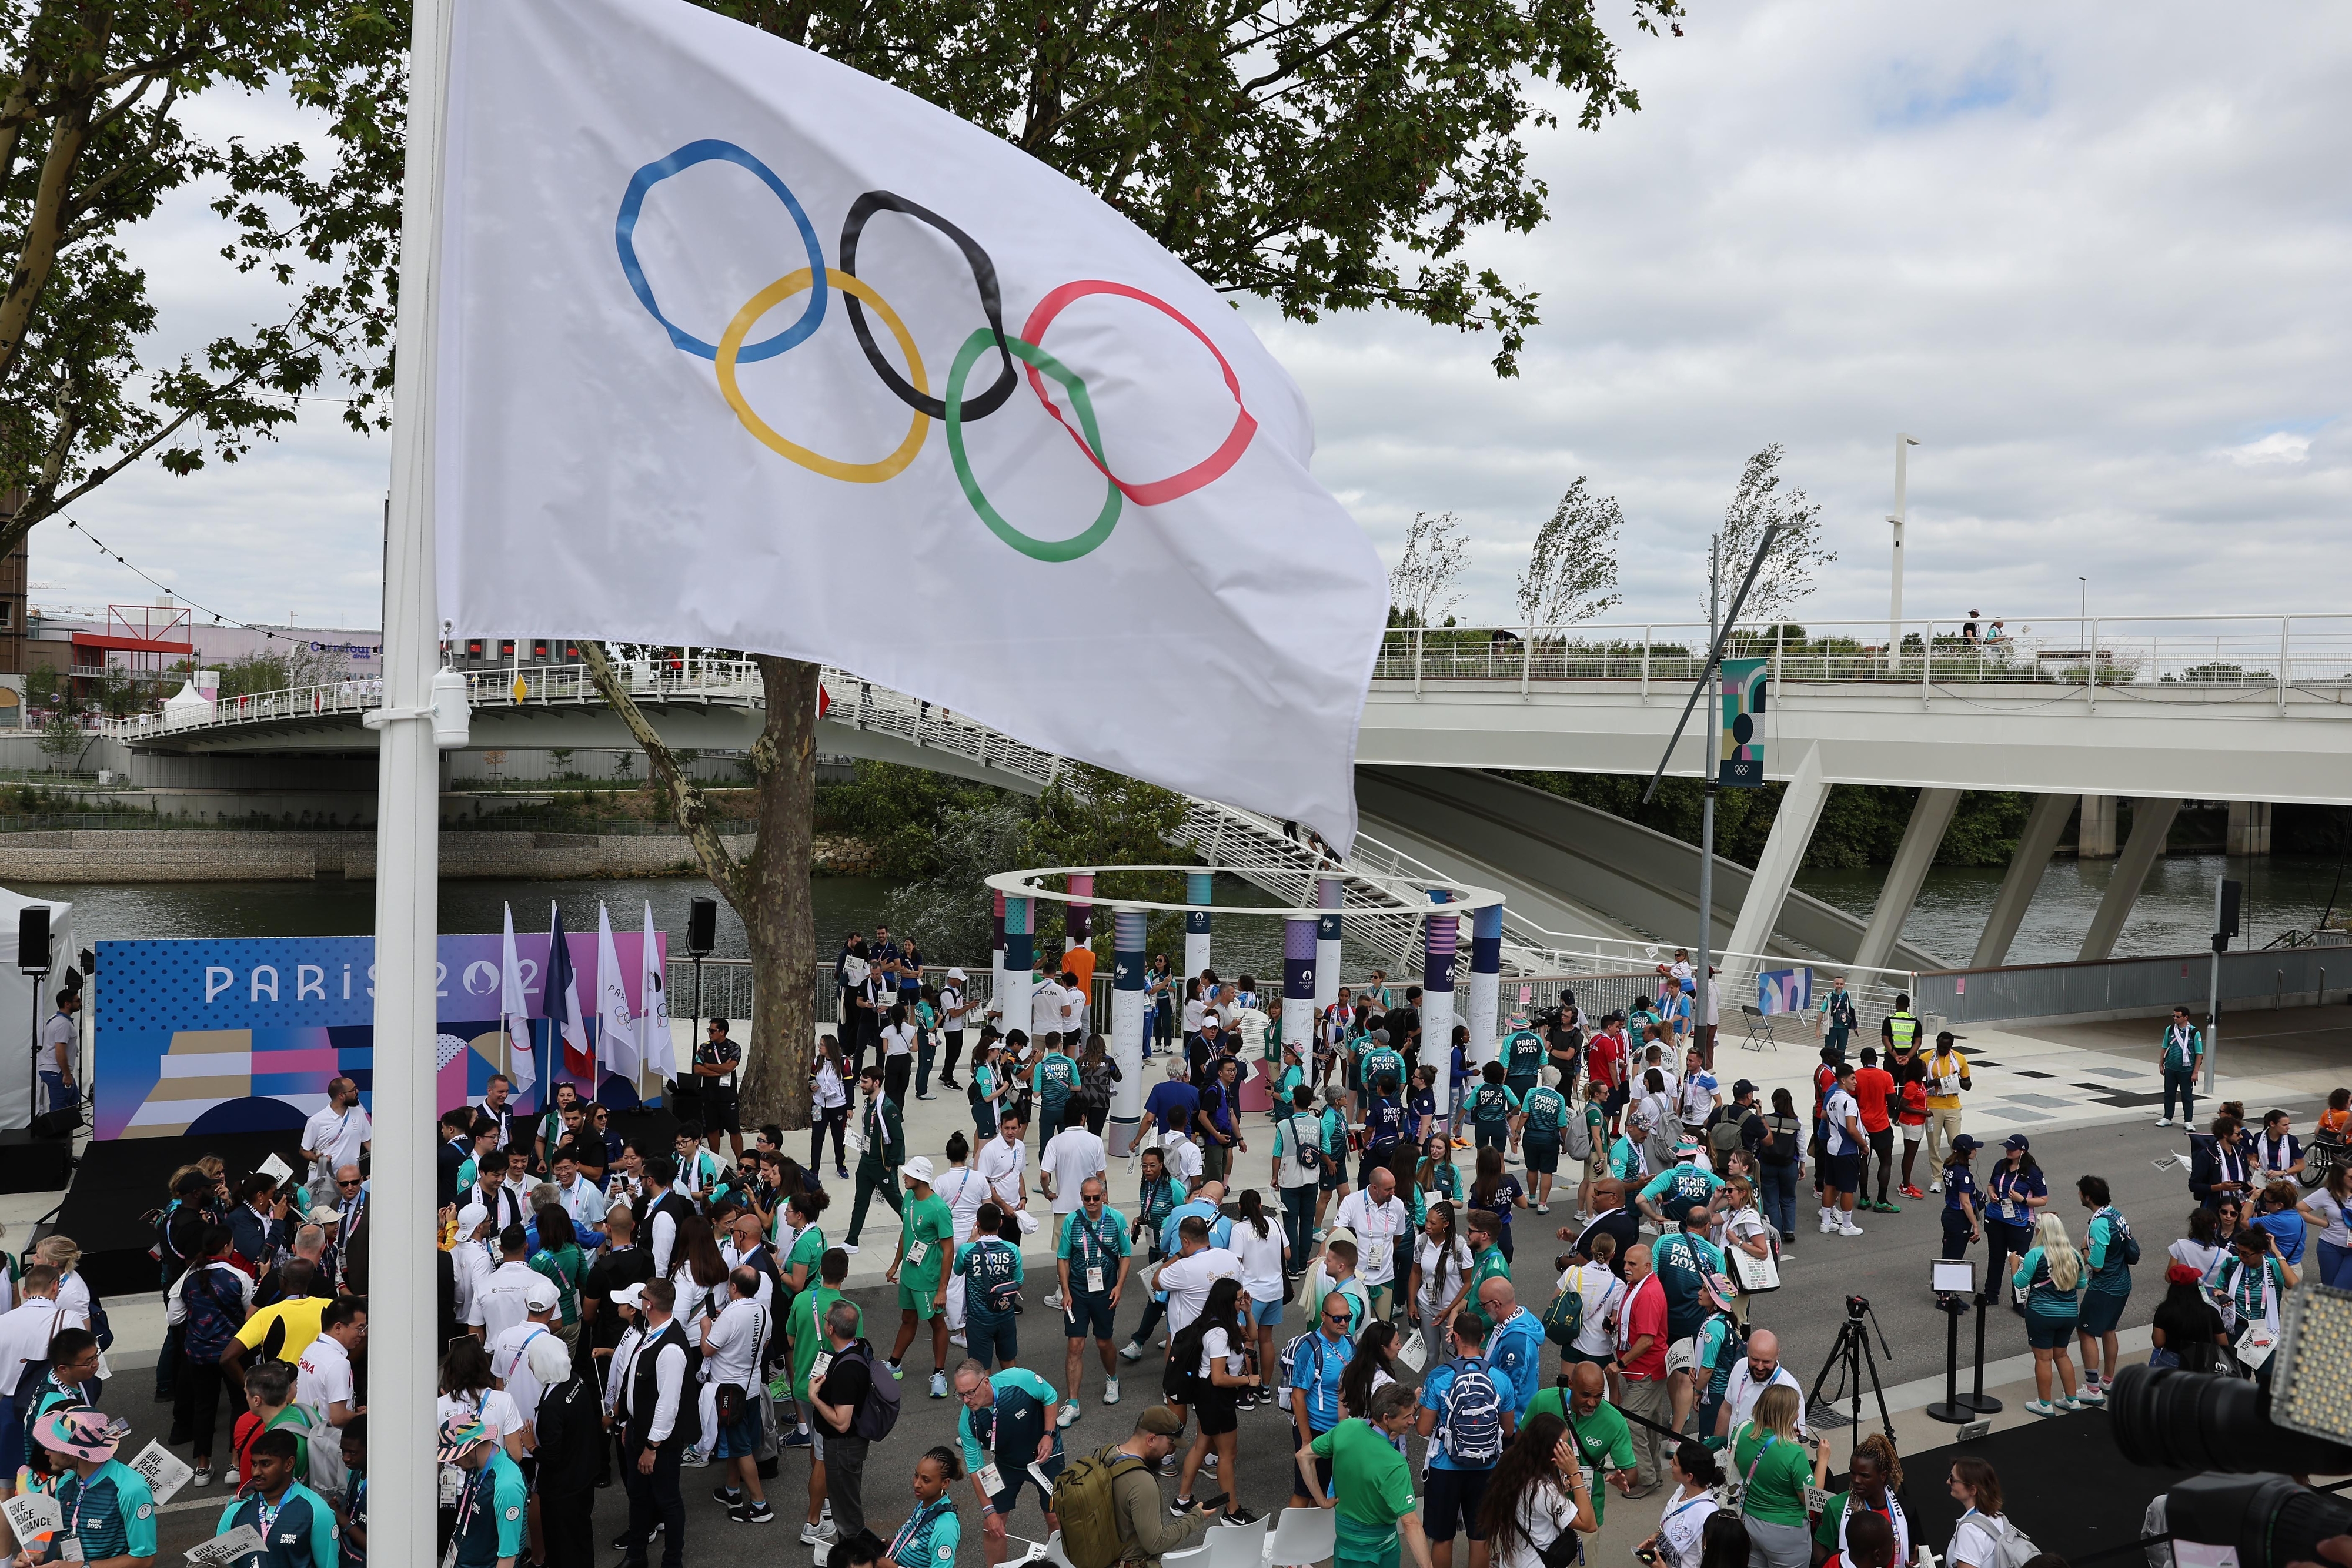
[1565,1176,1642,1278]
[436,1109,476,1208]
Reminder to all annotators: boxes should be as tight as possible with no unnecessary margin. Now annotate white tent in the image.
[0,885,75,1131]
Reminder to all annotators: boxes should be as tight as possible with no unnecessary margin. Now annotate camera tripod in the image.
[1806,1296,1897,1440]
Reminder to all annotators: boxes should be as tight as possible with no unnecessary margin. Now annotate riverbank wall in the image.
[0,828,884,880]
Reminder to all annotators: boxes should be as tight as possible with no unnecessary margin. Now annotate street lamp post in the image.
[1887,433,1921,667]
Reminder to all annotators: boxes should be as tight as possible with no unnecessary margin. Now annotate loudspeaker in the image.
[15,907,48,974]
[687,898,719,957]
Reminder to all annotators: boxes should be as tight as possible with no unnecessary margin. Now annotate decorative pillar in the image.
[1315,877,1344,1018]
[1466,904,1502,1072]
[1001,895,1033,1049]
[1279,915,1318,1112]
[990,890,1006,1035]
[1422,900,1459,1118]
[1108,909,1147,1155]
[1184,872,1212,984]
[1065,871,1094,952]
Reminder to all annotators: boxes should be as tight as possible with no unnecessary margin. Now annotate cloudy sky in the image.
[36,1,2352,637]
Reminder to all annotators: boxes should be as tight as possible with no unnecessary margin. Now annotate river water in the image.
[16,852,2339,977]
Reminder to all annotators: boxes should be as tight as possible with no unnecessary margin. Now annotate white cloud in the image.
[49,0,2352,633]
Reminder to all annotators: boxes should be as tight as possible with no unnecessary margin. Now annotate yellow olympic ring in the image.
[715,267,928,484]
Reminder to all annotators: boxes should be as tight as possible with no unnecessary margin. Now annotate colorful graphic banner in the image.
[1719,657,1768,788]
[1756,966,1813,1016]
[93,931,667,1141]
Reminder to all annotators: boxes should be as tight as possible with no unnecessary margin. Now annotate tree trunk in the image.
[738,654,818,1132]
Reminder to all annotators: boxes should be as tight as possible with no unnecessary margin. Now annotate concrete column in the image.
[1466,904,1503,1072]
[1970,791,2073,968]
[1183,871,1212,985]
[2228,801,2273,857]
[990,890,1006,1033]
[1281,915,1317,1105]
[1852,788,1960,974]
[1065,871,1094,952]
[1314,877,1344,1018]
[1108,908,1147,1155]
[2077,798,2183,962]
[2079,795,2119,858]
[1723,743,1831,968]
[1422,904,1459,1118]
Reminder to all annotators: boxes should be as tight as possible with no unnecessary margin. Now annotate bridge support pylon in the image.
[1852,788,1960,973]
[1724,743,1830,968]
[1970,791,2073,968]
[2077,798,2183,962]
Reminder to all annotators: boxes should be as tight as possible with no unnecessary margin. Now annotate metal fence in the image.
[1371,614,2352,697]
[1914,938,2352,1026]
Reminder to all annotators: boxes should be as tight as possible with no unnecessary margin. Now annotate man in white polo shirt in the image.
[473,1226,544,1343]
[1150,1215,1240,1336]
[296,1296,369,1428]
[1331,1166,1412,1320]
[1038,1119,1107,1310]
[977,1110,1032,1222]
[300,1076,372,1208]
[1713,1327,1808,1439]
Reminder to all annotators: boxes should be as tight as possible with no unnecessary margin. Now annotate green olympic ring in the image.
[944,327,1121,563]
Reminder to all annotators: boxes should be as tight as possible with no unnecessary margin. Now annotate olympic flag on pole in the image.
[431,0,1388,848]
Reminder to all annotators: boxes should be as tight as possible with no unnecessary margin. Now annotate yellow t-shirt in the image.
[1926,1050,1968,1110]
[233,1296,329,1363]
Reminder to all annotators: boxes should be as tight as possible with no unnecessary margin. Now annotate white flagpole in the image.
[641,900,674,1086]
[502,903,534,1096]
[369,0,456,1554]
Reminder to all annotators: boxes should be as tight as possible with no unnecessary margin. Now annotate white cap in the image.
[525,1278,560,1313]
[947,968,967,982]
[900,1155,937,1187]
[613,1282,647,1310]
[456,1202,488,1235]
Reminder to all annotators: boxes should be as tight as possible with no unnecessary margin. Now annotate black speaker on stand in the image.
[13,906,74,1182]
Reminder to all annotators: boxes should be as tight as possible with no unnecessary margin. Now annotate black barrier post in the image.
[1963,1290,2004,1414]
[1926,1297,1972,1422]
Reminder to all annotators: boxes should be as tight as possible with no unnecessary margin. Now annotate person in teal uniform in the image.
[969,1037,1003,1139]
[29,1407,158,1566]
[1514,1069,1571,1213]
[884,1447,965,1567]
[954,1203,1027,1370]
[1468,1061,1522,1154]
[439,1413,527,1568]
[1501,1017,1546,1099]
[216,1428,339,1568]
[1030,1035,1081,1145]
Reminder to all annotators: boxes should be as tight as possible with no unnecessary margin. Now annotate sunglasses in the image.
[337,1179,363,1189]
[1081,1195,1105,1205]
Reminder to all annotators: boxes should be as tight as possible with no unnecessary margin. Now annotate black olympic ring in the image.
[837,191,1016,422]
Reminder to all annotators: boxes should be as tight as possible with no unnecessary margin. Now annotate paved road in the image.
[112,1081,2311,1566]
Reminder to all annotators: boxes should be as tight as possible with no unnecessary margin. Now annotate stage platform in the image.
[1900,1406,2190,1564]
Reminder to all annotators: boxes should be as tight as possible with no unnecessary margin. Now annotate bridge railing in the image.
[1373,614,2352,694]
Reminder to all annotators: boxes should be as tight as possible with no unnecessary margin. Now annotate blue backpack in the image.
[182,1266,247,1365]
[1438,1356,1504,1466]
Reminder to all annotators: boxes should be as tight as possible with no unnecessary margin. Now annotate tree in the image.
[213,643,347,700]
[1387,510,1471,629]
[883,798,1035,962]
[1516,476,1623,627]
[1712,444,1833,626]
[35,708,78,773]
[0,5,402,560]
[554,0,1688,1130]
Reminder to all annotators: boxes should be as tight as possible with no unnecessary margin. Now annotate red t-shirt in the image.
[1619,1272,1668,1379]
[1813,1063,1839,1118]
[1588,1033,1625,1091]
[1851,1068,1895,1134]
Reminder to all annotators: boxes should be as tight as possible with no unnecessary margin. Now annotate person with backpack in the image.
[1049,1406,1205,1568]
[1272,1085,1329,1268]
[951,1358,1065,1567]
[1945,1457,2037,1568]
[2073,1175,2137,1405]
[172,1230,253,1490]
[810,1298,896,1545]
[954,1203,1027,1371]
[1169,1277,1262,1522]
[1415,1313,1508,1568]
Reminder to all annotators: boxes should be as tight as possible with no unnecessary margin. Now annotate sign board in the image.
[1756,967,1812,1016]
[1719,657,1768,787]
[93,931,666,1139]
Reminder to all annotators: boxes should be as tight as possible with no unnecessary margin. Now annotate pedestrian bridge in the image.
[96,611,2352,1008]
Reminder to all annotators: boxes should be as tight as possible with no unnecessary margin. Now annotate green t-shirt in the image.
[1729,1425,1812,1526]
[1055,1207,1132,1271]
[1521,1086,1568,1140]
[1032,1054,1080,1105]
[1310,1417,1416,1526]
[900,1193,956,1290]
[1361,1048,1405,1092]
[787,1286,860,1400]
[1470,1082,1522,1125]
[1522,1392,1635,1524]
[783,1221,827,1285]
[529,1243,584,1325]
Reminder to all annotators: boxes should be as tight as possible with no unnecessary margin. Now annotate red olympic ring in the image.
[1019,280,1258,508]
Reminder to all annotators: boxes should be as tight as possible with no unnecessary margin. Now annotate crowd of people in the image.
[65,923,2310,1568]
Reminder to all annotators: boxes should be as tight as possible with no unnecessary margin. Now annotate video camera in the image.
[2112,1282,2352,1568]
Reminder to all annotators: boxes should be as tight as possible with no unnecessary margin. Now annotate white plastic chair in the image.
[1205,1512,1271,1568]
[1039,1532,1079,1568]
[1262,1506,1337,1567]
[1161,1545,1214,1568]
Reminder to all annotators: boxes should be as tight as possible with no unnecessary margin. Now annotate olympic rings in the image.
[616,141,827,363]
[1020,280,1258,507]
[838,192,1017,422]
[717,268,928,484]
[944,327,1121,563]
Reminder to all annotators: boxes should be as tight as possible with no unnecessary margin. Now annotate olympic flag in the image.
[432,0,1389,846]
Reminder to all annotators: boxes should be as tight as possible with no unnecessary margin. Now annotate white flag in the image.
[595,903,641,1082]
[500,902,534,1094]
[640,901,675,1082]
[431,0,1386,848]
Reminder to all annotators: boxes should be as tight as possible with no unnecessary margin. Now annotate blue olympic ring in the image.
[614,140,827,363]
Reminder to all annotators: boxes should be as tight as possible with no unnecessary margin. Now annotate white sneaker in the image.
[1058,1402,1080,1428]
[800,1522,837,1546]
[1929,1180,1942,1193]
[191,1466,213,1489]
[1818,1213,1837,1235]
[1044,1291,1064,1310]
[840,1241,861,1254]
[1103,1378,1120,1405]
[2155,1116,2174,1128]
[1535,1202,1551,1215]
[1839,1219,1865,1236]
[1118,1341,1143,1363]
[949,1330,968,1348]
